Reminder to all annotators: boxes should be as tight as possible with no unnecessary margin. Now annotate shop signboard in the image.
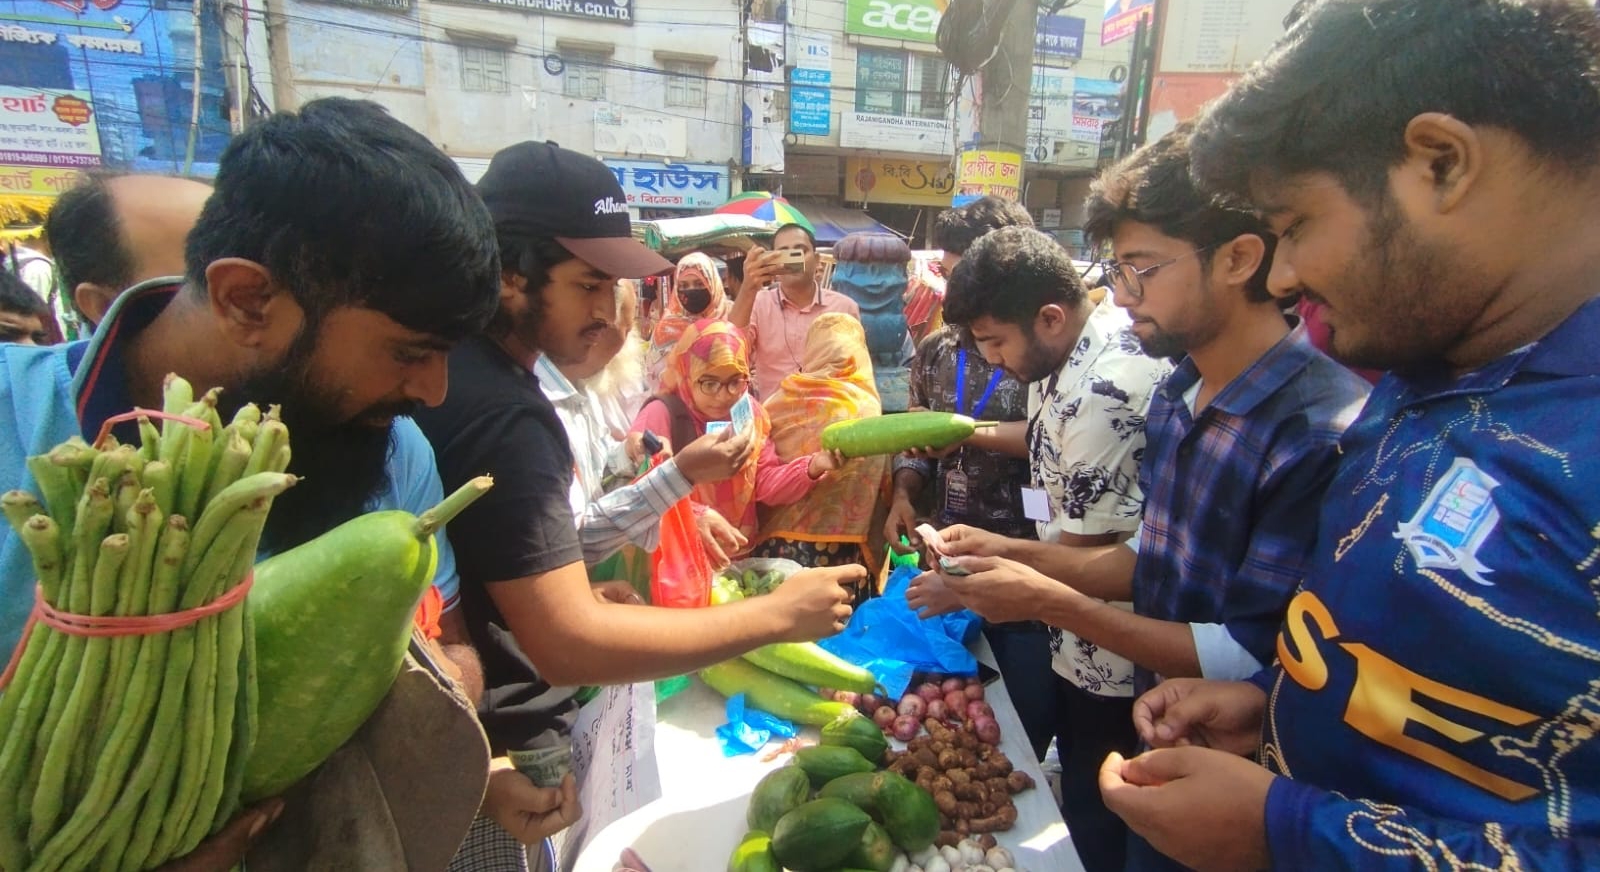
[839,111,952,156]
[789,31,832,135]
[845,156,955,207]
[955,148,1022,202]
[1036,14,1085,59]
[433,0,632,23]
[603,159,729,210]
[844,0,945,43]
[1103,0,1154,45]
[0,1,233,179]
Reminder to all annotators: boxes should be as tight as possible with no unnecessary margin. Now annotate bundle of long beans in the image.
[0,374,295,872]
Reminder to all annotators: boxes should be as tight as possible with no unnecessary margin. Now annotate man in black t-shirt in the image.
[412,142,866,856]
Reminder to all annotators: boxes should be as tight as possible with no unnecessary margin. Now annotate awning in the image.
[788,200,899,245]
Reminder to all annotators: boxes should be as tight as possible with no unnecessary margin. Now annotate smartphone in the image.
[775,248,808,274]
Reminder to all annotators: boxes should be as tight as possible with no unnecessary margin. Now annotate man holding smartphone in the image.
[728,222,860,399]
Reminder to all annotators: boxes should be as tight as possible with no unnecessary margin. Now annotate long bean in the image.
[30,518,189,872]
[179,506,266,853]
[161,505,262,856]
[29,533,129,851]
[25,455,78,541]
[1,489,42,533]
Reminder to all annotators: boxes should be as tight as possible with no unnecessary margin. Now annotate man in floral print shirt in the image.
[927,226,1172,872]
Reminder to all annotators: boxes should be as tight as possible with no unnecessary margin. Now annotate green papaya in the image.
[870,771,940,853]
[794,745,876,788]
[843,821,897,872]
[816,771,879,812]
[747,765,810,833]
[820,711,889,763]
[770,798,871,872]
[728,830,778,872]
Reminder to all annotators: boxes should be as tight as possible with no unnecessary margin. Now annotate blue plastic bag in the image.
[817,565,981,700]
[715,692,799,757]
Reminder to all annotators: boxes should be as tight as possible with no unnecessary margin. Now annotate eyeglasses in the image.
[1101,244,1218,302]
[694,375,748,396]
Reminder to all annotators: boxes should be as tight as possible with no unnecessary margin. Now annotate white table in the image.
[572,641,1084,872]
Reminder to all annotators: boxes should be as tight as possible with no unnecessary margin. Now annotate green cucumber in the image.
[821,412,990,458]
[241,477,491,802]
[699,659,857,726]
[739,643,877,695]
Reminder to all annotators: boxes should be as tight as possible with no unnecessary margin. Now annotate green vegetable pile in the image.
[0,375,292,871]
[711,566,786,603]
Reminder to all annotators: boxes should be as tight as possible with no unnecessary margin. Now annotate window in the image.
[460,45,508,93]
[563,51,607,99]
[906,53,949,119]
[664,60,707,108]
[855,49,949,119]
[855,48,905,115]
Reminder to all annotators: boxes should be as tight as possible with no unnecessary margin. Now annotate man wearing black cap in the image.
[412,142,865,863]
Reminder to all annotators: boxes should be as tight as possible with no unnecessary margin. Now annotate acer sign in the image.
[845,0,947,43]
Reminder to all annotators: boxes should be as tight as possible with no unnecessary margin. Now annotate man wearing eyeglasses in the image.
[929,126,1371,871]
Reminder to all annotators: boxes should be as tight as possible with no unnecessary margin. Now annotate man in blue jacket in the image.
[0,98,505,868]
[1099,0,1600,868]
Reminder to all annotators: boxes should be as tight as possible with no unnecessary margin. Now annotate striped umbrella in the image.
[713,192,816,236]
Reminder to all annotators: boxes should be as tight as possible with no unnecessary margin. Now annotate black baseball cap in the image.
[476,141,672,278]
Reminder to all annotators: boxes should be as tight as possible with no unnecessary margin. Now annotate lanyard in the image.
[956,348,1003,419]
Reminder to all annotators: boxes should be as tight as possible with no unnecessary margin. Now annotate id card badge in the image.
[944,467,970,517]
[730,393,755,435]
[1021,486,1053,523]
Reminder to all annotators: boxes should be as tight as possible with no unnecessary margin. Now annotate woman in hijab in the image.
[752,313,889,574]
[645,253,728,390]
[629,319,843,551]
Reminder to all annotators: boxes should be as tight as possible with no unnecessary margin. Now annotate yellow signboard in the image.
[0,165,84,209]
[956,149,1023,201]
[845,157,956,207]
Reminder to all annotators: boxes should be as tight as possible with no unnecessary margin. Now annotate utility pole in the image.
[975,0,1039,155]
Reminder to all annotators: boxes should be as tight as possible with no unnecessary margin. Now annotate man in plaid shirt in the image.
[934,126,1370,865]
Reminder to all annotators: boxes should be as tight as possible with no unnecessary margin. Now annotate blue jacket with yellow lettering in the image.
[1254,297,1600,868]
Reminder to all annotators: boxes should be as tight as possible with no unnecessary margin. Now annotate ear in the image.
[500,271,526,306]
[72,283,116,328]
[1214,234,1269,292]
[1399,113,1481,213]
[1035,302,1068,335]
[202,258,295,348]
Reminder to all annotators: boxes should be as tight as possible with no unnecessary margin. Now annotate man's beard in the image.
[1015,326,1065,384]
[222,328,417,554]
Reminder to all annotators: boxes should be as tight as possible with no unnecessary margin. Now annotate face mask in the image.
[679,287,712,315]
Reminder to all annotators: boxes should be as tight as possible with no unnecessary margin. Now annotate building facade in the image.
[261,0,741,213]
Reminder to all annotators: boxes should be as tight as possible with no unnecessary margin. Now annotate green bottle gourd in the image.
[241,477,492,802]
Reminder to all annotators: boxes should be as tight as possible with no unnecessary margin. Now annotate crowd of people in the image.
[1,0,1598,869]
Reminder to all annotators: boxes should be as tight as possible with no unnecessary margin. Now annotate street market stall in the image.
[573,638,1082,872]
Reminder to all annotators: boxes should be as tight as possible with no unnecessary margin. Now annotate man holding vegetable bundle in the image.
[412,141,866,864]
[0,99,509,869]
